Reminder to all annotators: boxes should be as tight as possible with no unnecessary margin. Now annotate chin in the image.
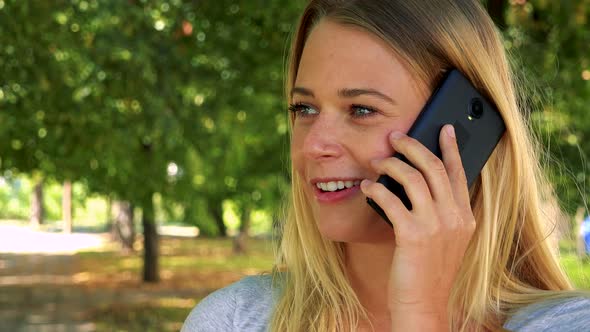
[315,209,395,243]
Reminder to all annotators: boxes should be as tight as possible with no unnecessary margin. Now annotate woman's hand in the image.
[360,124,476,331]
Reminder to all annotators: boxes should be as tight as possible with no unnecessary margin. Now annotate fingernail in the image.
[446,125,455,138]
[360,179,372,189]
[390,131,404,140]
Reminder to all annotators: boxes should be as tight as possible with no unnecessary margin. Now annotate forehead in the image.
[295,20,424,97]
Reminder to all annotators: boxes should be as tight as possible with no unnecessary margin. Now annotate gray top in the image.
[181,275,590,332]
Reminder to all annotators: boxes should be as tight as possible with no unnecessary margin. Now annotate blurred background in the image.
[0,0,589,331]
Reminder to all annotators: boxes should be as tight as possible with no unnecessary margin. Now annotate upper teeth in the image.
[316,180,361,192]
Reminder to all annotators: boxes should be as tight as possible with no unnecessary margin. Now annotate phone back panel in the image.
[367,69,506,227]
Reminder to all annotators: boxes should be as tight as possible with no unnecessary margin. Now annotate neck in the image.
[344,240,395,316]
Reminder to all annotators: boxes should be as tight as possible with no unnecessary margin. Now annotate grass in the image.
[82,237,590,331]
[75,237,275,289]
[7,234,590,331]
[90,301,199,332]
[68,237,274,332]
[559,239,590,289]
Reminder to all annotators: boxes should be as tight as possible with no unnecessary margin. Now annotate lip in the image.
[311,179,363,204]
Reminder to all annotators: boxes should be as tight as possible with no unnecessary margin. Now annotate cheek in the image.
[363,130,395,162]
[371,146,394,161]
[368,118,418,160]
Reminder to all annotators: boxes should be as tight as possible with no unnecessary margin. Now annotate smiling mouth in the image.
[315,180,362,192]
[311,180,363,203]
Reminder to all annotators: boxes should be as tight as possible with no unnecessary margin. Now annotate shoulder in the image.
[181,274,276,332]
[503,296,590,331]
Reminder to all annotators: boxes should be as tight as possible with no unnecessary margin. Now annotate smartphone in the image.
[366,69,506,227]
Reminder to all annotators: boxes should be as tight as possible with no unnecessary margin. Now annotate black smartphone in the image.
[366,69,506,227]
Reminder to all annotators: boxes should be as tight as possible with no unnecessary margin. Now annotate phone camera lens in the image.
[470,98,484,119]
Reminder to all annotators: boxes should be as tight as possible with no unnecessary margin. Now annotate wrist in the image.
[389,306,449,332]
[389,313,449,332]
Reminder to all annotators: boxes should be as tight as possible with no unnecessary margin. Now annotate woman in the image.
[182,0,590,331]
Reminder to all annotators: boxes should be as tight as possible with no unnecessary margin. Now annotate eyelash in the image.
[288,103,378,119]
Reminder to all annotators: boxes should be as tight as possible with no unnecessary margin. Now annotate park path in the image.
[0,224,201,332]
[1,253,97,332]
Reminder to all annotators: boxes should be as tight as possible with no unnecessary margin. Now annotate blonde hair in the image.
[269,0,583,331]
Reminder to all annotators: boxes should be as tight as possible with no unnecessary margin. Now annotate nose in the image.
[302,116,344,161]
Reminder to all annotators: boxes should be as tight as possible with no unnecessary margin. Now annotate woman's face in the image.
[291,20,429,243]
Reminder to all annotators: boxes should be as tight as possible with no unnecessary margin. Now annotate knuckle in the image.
[426,223,442,237]
[376,183,395,202]
[383,161,396,175]
[452,166,468,183]
[447,219,461,232]
[396,136,414,152]
[385,194,401,209]
[405,169,424,185]
[429,157,446,173]
[374,182,389,195]
[397,135,410,145]
[465,219,477,234]
[444,211,461,230]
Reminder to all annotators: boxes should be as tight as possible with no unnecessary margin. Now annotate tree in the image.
[0,0,302,281]
[503,0,590,217]
[62,180,72,233]
[30,176,44,227]
[486,0,508,30]
[111,200,135,253]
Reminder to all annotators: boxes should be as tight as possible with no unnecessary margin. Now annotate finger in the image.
[388,131,454,205]
[439,124,472,215]
[360,179,412,229]
[370,157,432,211]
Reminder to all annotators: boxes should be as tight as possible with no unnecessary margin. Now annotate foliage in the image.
[0,0,305,234]
[0,174,117,226]
[3,0,586,228]
[559,239,590,289]
[504,0,590,215]
[1,0,588,284]
[0,175,31,219]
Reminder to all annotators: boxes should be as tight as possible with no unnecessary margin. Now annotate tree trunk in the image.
[111,200,135,253]
[209,200,227,237]
[486,0,507,30]
[62,180,72,233]
[105,195,112,232]
[141,193,159,282]
[30,179,44,227]
[233,206,251,255]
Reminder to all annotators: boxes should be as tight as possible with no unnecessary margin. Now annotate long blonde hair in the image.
[269,0,581,331]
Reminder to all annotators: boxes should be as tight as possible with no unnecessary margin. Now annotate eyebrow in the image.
[291,87,397,105]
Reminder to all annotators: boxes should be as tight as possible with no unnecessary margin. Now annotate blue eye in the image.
[288,103,378,119]
[288,103,318,118]
[351,104,377,118]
